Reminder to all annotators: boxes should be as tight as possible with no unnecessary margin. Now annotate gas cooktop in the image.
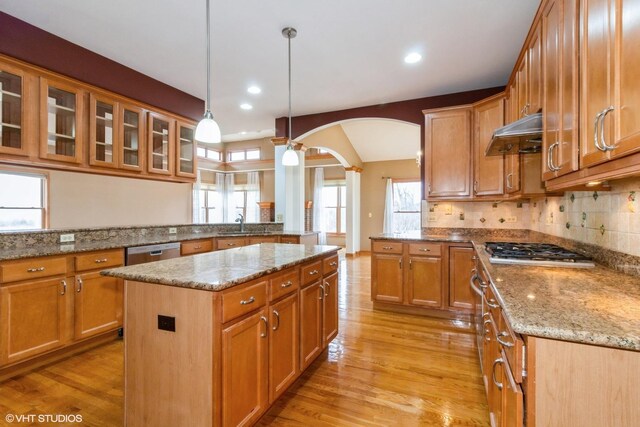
[484,242,595,268]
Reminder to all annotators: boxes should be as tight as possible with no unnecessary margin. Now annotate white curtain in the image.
[215,173,226,222]
[383,178,394,233]
[224,174,235,222]
[313,168,327,245]
[192,170,204,223]
[245,172,260,223]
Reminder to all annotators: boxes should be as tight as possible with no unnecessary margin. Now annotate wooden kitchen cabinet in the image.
[300,280,323,370]
[268,292,299,404]
[89,93,119,168]
[371,253,404,303]
[0,277,69,366]
[580,0,640,168]
[147,112,174,175]
[473,95,505,197]
[181,238,213,255]
[40,77,84,164]
[527,21,542,115]
[423,106,473,199]
[119,102,145,172]
[176,120,197,178]
[448,246,475,310]
[406,256,443,308]
[0,61,29,157]
[74,271,123,340]
[322,272,339,345]
[221,308,268,427]
[216,237,247,250]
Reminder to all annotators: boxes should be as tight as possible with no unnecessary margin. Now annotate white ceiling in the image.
[0,0,539,142]
[340,120,420,162]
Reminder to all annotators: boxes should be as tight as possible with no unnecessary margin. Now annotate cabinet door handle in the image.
[324,282,330,297]
[497,331,515,348]
[492,358,504,390]
[399,258,402,269]
[240,296,255,305]
[76,277,83,293]
[318,284,325,300]
[260,316,268,338]
[427,183,431,194]
[309,269,319,276]
[506,173,513,189]
[409,259,412,270]
[469,274,482,296]
[60,280,67,295]
[548,142,561,171]
[600,106,616,151]
[94,258,108,264]
[281,280,293,288]
[594,110,606,151]
[27,267,45,273]
[486,298,500,309]
[272,310,280,331]
[473,180,478,195]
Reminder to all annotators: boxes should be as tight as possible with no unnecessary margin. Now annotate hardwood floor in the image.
[0,254,489,426]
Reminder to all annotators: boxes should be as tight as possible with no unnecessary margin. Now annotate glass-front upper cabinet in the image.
[0,64,27,156]
[176,121,197,178]
[40,78,83,163]
[119,103,145,172]
[147,112,174,175]
[89,93,118,168]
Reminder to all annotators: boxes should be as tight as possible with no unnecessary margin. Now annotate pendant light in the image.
[195,0,221,143]
[281,27,299,166]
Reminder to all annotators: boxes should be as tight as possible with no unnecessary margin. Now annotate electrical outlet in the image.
[428,214,437,222]
[443,204,453,215]
[59,233,75,243]
[169,227,177,234]
[506,216,517,223]
[368,212,372,218]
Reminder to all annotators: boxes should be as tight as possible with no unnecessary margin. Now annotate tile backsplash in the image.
[530,177,640,257]
[422,200,531,229]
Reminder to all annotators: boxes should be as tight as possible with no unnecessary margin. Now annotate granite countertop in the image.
[0,230,319,262]
[102,243,340,291]
[370,231,473,242]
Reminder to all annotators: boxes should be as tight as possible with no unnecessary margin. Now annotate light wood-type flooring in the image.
[0,254,489,426]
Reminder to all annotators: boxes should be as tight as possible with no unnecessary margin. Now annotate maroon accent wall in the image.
[0,12,204,120]
[274,86,504,139]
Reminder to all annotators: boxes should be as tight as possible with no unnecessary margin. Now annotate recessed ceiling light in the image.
[247,86,261,94]
[240,103,253,110]
[404,52,422,64]
[240,131,247,135]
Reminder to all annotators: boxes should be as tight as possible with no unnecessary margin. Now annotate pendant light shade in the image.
[196,0,221,144]
[282,27,299,166]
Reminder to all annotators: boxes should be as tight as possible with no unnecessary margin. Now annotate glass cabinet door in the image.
[0,65,26,156]
[89,94,118,168]
[119,103,145,171]
[40,78,83,163]
[176,121,197,178]
[147,113,174,175]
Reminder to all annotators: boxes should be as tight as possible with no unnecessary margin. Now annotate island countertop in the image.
[101,243,340,291]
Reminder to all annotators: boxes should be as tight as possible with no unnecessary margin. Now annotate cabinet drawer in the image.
[0,257,67,284]
[269,268,300,301]
[216,238,246,250]
[323,254,339,276]
[75,249,124,272]
[181,239,213,256]
[372,241,403,254]
[408,243,442,257]
[301,261,322,287]
[279,236,298,244]
[222,280,267,323]
[248,236,278,245]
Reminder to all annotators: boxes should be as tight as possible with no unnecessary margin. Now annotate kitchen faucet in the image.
[235,213,245,232]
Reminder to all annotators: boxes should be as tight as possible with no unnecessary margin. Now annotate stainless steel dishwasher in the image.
[125,242,181,265]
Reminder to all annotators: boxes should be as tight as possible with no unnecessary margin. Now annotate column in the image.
[345,167,362,254]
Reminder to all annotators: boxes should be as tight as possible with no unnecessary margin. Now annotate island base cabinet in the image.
[222,309,269,427]
[322,272,339,345]
[300,281,323,370]
[74,272,123,340]
[0,278,69,366]
[268,293,299,404]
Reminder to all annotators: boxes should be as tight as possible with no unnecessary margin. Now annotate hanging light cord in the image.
[287,29,293,147]
[205,0,211,112]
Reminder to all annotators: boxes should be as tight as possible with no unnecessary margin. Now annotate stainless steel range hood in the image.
[485,112,543,156]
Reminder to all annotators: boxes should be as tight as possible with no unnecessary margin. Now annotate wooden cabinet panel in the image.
[502,355,524,427]
[301,260,322,287]
[268,293,299,404]
[424,106,472,198]
[176,121,197,178]
[74,249,124,272]
[147,112,174,175]
[269,268,299,302]
[505,153,521,193]
[119,102,145,172]
[371,254,404,303]
[407,256,443,308]
[322,254,339,276]
[299,281,323,370]
[222,308,268,427]
[528,22,543,114]
[0,61,29,157]
[322,272,339,346]
[474,96,505,196]
[89,93,119,168]
[216,237,246,250]
[74,271,123,340]
[221,280,267,324]
[516,56,528,119]
[0,278,68,365]
[0,256,67,284]
[181,239,213,256]
[448,247,475,310]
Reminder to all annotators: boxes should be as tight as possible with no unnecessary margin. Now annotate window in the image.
[197,146,221,161]
[199,185,223,223]
[392,180,421,233]
[323,181,346,234]
[0,170,47,230]
[233,189,247,219]
[228,148,260,162]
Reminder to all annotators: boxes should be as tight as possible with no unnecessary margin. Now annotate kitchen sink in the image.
[217,231,273,235]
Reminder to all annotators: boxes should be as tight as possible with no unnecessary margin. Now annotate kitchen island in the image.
[103,243,340,427]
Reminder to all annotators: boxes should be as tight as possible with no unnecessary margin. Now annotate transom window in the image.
[197,146,222,161]
[392,180,421,233]
[323,181,346,234]
[228,148,260,162]
[0,170,48,230]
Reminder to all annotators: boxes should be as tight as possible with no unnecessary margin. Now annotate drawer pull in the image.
[281,280,293,288]
[240,296,255,305]
[76,277,83,293]
[227,243,236,246]
[60,280,67,295]
[27,267,45,273]
[94,258,108,264]
[329,261,338,267]
[419,248,431,252]
[194,246,202,249]
[382,246,393,250]
[309,269,319,276]
[497,331,514,348]
[492,358,504,390]
[487,298,500,309]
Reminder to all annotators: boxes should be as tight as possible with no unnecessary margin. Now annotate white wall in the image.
[49,170,192,228]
